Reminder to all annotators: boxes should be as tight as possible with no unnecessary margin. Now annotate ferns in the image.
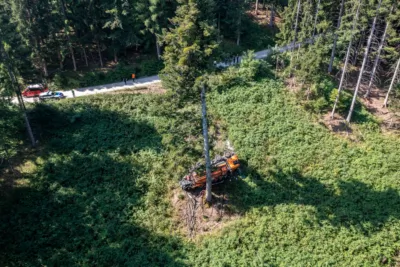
[1,78,400,265]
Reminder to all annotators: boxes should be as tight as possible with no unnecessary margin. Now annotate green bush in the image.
[329,89,353,114]
[136,59,164,77]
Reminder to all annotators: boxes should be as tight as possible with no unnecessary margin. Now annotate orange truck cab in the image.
[180,154,240,191]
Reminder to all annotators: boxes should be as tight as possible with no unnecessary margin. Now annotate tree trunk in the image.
[97,41,103,67]
[269,4,274,27]
[365,14,391,97]
[331,0,360,118]
[114,49,118,63]
[70,46,77,71]
[236,12,241,46]
[218,12,221,38]
[331,41,353,118]
[155,35,161,59]
[328,0,345,73]
[83,46,89,67]
[59,0,77,71]
[255,0,259,14]
[293,0,301,48]
[201,84,212,204]
[289,0,301,76]
[352,32,364,65]
[42,58,48,77]
[58,50,64,70]
[347,0,382,123]
[383,58,400,107]
[0,41,35,147]
[312,0,321,38]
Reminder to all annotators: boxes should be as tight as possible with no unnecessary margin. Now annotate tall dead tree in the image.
[347,0,382,123]
[0,39,36,147]
[289,0,301,76]
[328,0,345,73]
[312,0,321,38]
[331,0,361,119]
[383,57,400,107]
[201,84,212,203]
[365,6,393,97]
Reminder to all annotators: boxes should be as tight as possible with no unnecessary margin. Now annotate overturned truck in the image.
[179,153,240,191]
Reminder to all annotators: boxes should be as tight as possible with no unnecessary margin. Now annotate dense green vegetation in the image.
[1,76,400,265]
[0,93,203,265]
[0,0,278,92]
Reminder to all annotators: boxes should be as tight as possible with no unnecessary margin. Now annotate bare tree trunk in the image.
[70,46,77,71]
[155,35,161,59]
[383,58,400,107]
[312,0,321,38]
[0,41,35,147]
[42,58,48,77]
[293,0,301,48]
[218,12,221,39]
[328,0,345,73]
[97,41,103,67]
[255,0,259,14]
[347,0,382,123]
[331,1,360,119]
[114,49,118,63]
[352,32,364,65]
[289,0,301,76]
[58,50,64,70]
[83,46,89,67]
[201,84,212,204]
[365,13,391,97]
[269,4,274,27]
[236,12,241,46]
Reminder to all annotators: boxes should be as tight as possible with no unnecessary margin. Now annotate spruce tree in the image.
[160,0,219,98]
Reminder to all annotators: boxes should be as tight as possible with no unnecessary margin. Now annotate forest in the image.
[1,0,400,265]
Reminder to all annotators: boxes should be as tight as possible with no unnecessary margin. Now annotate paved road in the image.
[18,39,313,103]
[17,75,160,103]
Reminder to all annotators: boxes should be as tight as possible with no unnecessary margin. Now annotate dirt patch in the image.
[358,88,400,132]
[320,112,354,137]
[105,82,166,95]
[171,187,240,238]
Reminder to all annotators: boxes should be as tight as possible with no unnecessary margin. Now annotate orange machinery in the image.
[179,154,240,191]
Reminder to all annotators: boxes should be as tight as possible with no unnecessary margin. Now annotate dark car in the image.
[39,91,66,101]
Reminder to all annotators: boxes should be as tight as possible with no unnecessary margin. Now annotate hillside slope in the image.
[194,79,400,265]
[1,79,400,266]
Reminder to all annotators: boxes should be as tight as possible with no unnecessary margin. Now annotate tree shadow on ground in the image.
[223,160,400,234]
[0,103,187,266]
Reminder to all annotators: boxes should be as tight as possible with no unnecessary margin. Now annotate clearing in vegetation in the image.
[1,78,400,266]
